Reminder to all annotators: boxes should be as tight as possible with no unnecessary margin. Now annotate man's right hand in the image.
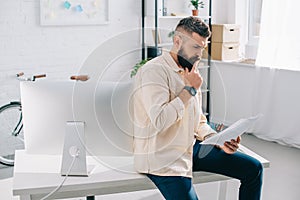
[183,63,202,90]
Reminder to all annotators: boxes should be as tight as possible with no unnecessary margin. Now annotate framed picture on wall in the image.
[40,0,109,26]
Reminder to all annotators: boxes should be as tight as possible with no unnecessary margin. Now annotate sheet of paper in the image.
[201,115,262,146]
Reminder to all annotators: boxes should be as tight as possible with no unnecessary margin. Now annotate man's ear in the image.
[173,35,182,49]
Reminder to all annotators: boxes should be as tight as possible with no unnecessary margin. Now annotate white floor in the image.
[1,133,300,200]
[242,134,300,200]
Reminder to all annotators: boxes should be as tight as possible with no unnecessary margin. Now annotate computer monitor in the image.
[20,80,134,157]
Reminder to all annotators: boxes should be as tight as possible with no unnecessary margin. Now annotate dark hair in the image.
[175,16,211,38]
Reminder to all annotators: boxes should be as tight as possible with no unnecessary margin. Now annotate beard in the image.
[177,48,199,72]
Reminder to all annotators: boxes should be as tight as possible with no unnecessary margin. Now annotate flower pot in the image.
[192,9,199,16]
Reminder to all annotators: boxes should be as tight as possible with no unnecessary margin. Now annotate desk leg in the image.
[218,181,228,200]
[86,196,95,200]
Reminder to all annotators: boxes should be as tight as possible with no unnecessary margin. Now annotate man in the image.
[132,17,263,200]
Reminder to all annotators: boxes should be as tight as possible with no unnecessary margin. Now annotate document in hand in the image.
[201,115,262,146]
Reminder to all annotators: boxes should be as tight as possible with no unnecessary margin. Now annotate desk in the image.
[13,145,269,200]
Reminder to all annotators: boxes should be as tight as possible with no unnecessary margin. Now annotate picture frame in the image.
[40,0,109,26]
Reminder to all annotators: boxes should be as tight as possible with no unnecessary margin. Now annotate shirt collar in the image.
[162,52,184,73]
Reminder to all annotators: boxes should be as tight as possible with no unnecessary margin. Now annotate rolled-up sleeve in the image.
[195,114,216,141]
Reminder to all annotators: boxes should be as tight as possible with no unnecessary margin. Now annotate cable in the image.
[40,148,80,200]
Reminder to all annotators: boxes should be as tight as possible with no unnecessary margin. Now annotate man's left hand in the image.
[219,136,241,154]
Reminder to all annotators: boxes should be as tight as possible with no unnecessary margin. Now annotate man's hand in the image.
[183,62,202,90]
[218,136,241,154]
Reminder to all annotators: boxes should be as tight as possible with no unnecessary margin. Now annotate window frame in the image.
[244,0,263,59]
[247,0,262,45]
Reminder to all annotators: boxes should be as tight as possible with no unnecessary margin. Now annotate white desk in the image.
[12,146,269,200]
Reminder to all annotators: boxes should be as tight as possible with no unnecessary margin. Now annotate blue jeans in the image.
[146,140,263,200]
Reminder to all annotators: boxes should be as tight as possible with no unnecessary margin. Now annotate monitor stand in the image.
[61,121,88,176]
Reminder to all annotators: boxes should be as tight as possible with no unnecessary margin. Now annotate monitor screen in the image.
[20,80,134,157]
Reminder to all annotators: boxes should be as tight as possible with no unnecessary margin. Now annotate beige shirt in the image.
[132,52,216,178]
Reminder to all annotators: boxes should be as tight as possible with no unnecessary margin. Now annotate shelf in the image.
[198,65,210,70]
[158,42,173,47]
[158,15,211,20]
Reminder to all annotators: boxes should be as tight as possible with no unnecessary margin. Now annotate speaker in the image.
[147,46,162,59]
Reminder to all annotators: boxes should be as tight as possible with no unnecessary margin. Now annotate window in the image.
[245,0,263,59]
[256,0,300,70]
[248,0,262,39]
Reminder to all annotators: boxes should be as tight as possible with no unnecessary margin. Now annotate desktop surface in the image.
[12,150,148,199]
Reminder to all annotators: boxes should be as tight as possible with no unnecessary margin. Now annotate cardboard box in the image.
[212,24,240,43]
[211,42,240,61]
[201,46,209,59]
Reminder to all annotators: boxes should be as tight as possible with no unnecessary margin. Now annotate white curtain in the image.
[250,67,300,149]
[256,0,300,70]
[253,0,300,148]
[210,61,300,149]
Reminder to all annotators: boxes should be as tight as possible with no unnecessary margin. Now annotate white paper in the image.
[201,115,262,146]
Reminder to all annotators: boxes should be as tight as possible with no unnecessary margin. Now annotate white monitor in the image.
[20,80,134,157]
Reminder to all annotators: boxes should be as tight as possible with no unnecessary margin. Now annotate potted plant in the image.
[130,58,150,78]
[168,30,175,39]
[190,0,204,16]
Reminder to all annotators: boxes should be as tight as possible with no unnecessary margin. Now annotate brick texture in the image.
[0,0,141,105]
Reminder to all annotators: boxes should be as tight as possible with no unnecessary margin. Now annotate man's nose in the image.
[197,50,203,58]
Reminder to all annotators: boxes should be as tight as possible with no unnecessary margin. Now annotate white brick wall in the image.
[0,0,141,105]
